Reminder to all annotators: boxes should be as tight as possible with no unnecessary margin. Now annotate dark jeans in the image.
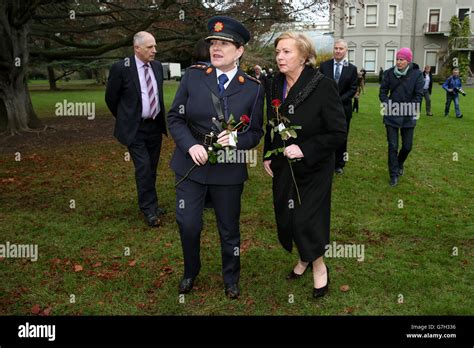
[385,125,414,178]
[128,120,163,216]
[445,93,461,116]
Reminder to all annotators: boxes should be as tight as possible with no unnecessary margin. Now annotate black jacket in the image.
[167,65,264,185]
[105,56,167,146]
[319,59,358,105]
[379,64,424,128]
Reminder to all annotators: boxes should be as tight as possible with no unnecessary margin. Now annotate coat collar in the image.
[204,66,244,98]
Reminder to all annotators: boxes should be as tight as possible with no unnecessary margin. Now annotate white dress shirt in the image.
[216,66,238,90]
[135,55,160,119]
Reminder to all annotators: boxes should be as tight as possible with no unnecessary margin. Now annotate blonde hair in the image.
[274,32,317,67]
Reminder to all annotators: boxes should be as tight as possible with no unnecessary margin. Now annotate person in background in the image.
[379,47,424,187]
[422,65,433,116]
[378,67,384,84]
[319,39,358,175]
[105,31,167,228]
[192,39,211,66]
[442,68,464,118]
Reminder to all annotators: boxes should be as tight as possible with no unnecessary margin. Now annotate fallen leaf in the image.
[92,262,102,268]
[42,307,53,316]
[153,279,163,289]
[73,264,83,272]
[340,284,350,292]
[164,243,172,247]
[31,304,41,314]
[128,260,137,267]
[344,307,354,314]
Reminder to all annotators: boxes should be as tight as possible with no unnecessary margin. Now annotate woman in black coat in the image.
[263,32,347,298]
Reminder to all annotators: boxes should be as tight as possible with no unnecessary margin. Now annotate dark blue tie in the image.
[334,62,341,82]
[218,74,229,96]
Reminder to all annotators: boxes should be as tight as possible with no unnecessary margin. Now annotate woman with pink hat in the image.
[379,47,424,187]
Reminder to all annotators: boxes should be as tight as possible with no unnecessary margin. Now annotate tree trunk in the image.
[47,66,58,91]
[0,1,43,134]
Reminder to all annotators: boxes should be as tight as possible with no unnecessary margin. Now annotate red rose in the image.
[271,99,282,108]
[240,114,250,125]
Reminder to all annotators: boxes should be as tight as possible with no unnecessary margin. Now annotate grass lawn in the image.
[0,80,472,315]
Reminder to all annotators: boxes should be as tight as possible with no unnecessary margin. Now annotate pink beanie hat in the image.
[396,47,413,62]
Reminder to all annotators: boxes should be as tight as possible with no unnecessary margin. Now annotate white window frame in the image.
[365,4,379,27]
[427,8,442,33]
[424,50,439,75]
[457,7,471,21]
[363,48,378,72]
[347,6,356,28]
[385,48,396,70]
[388,4,398,27]
[348,49,356,65]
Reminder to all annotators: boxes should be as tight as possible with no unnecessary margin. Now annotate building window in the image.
[363,49,377,72]
[365,4,378,26]
[386,49,396,69]
[348,6,356,27]
[425,51,438,74]
[348,49,355,65]
[458,8,470,21]
[428,9,440,32]
[388,5,397,26]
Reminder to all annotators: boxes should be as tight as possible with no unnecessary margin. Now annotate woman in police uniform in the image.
[167,16,264,299]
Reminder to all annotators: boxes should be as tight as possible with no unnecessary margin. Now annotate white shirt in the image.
[135,55,160,118]
[216,67,238,90]
[423,73,431,90]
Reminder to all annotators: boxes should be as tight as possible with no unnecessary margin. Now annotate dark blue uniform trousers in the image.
[128,120,163,216]
[175,176,243,284]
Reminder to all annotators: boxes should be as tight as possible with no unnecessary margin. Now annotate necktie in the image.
[144,64,159,119]
[218,74,229,96]
[334,62,341,82]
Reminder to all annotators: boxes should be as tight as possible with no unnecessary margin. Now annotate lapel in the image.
[129,56,141,97]
[203,67,221,97]
[223,69,244,98]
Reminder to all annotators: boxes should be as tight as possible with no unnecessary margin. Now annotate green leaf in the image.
[288,129,297,138]
[270,129,274,142]
[213,143,223,149]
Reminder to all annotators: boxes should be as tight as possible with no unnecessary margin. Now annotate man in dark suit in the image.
[319,39,358,175]
[105,31,167,227]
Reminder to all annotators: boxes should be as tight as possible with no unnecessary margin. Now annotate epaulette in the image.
[189,64,208,70]
[243,73,261,84]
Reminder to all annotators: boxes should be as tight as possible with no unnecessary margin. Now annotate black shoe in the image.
[398,166,404,176]
[224,283,240,299]
[390,176,398,187]
[155,207,167,217]
[313,265,329,299]
[145,214,161,227]
[456,114,463,118]
[179,277,195,294]
[335,167,344,175]
[286,262,312,280]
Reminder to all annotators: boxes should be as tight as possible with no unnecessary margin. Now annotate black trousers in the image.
[335,102,352,169]
[385,125,414,178]
[175,176,243,284]
[127,120,163,216]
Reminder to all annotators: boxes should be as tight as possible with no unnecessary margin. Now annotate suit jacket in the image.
[319,59,358,109]
[167,65,264,185]
[105,56,167,146]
